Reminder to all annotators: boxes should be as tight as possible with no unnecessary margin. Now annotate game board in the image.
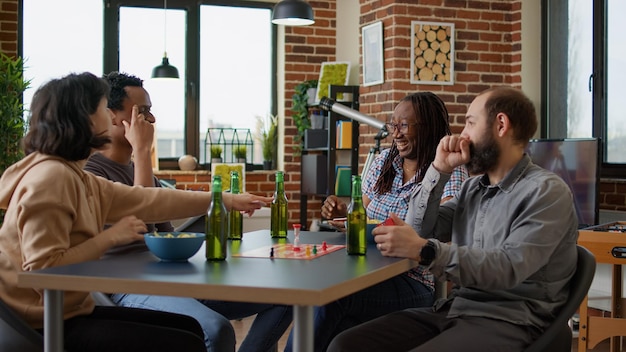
[233,243,345,260]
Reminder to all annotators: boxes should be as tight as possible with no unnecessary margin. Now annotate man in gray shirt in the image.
[328,86,578,352]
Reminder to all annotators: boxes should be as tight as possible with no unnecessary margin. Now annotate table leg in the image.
[44,289,63,352]
[293,305,313,352]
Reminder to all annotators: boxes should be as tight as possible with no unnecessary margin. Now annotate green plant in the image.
[292,79,317,155]
[233,145,247,159]
[0,53,29,175]
[255,114,278,162]
[210,145,223,159]
[0,53,30,225]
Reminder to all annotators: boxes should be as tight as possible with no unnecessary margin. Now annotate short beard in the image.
[466,134,499,175]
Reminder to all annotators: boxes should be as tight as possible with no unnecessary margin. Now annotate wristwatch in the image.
[419,240,437,266]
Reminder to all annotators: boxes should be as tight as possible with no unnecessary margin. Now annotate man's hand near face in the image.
[124,104,155,186]
[433,135,471,174]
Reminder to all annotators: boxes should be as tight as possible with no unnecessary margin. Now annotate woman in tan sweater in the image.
[0,72,271,351]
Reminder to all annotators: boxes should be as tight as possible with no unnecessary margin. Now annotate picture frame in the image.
[410,21,455,85]
[362,21,384,87]
[315,61,351,102]
[210,163,245,192]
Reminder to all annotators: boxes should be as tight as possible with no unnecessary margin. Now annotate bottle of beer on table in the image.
[228,171,243,240]
[270,171,288,238]
[206,175,227,260]
[347,175,366,255]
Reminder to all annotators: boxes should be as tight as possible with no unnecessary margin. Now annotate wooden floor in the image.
[233,315,291,351]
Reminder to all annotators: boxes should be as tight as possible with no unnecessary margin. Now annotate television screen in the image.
[525,138,599,228]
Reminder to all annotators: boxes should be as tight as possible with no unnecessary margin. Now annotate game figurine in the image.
[270,247,274,258]
[305,245,311,256]
[312,245,318,255]
[321,241,328,251]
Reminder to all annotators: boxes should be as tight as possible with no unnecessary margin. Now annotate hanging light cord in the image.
[163,0,168,57]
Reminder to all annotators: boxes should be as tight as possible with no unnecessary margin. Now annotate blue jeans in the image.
[110,293,292,352]
[284,274,434,352]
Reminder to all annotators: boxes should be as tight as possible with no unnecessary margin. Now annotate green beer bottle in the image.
[228,171,243,240]
[347,175,366,255]
[270,171,288,238]
[206,175,227,260]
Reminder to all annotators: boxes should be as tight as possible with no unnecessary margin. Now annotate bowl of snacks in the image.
[144,232,205,261]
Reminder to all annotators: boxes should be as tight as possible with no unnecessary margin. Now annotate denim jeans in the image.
[283,274,434,352]
[110,293,292,352]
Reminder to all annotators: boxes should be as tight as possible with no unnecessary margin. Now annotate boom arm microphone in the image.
[319,97,387,131]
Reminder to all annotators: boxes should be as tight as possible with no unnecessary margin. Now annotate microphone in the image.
[319,97,386,131]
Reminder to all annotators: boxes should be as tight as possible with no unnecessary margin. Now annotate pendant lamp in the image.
[152,0,179,79]
[271,0,315,26]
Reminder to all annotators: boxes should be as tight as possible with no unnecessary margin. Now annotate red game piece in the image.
[377,218,395,227]
[321,241,328,250]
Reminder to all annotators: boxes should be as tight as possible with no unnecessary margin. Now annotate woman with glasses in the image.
[285,92,468,352]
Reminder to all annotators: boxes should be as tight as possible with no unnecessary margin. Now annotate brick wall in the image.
[283,0,337,226]
[357,0,522,159]
[0,0,18,56]
[599,179,626,212]
[155,170,278,194]
[4,0,626,225]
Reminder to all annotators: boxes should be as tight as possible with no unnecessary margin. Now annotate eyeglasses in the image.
[385,122,418,134]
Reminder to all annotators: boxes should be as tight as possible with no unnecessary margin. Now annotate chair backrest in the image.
[0,298,43,352]
[523,245,596,352]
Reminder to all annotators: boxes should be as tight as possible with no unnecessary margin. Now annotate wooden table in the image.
[17,230,414,352]
[578,223,626,352]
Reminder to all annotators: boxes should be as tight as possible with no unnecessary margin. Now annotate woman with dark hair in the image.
[285,92,469,352]
[0,72,271,352]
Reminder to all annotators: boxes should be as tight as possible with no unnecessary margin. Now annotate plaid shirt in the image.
[362,149,468,289]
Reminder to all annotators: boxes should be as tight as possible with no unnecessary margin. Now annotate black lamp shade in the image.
[271,0,314,26]
[152,56,179,79]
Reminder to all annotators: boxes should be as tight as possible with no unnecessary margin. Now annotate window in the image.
[117,6,187,159]
[22,0,276,169]
[199,5,273,165]
[22,0,103,113]
[605,0,626,164]
[106,0,277,168]
[544,0,626,177]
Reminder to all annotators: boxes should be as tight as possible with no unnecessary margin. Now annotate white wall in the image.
[336,0,361,85]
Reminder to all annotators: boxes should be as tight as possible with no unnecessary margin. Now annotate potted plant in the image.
[0,53,29,224]
[292,79,318,155]
[256,114,278,170]
[233,145,247,164]
[210,145,223,164]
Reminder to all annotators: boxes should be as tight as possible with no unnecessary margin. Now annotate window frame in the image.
[104,0,277,170]
[543,0,623,178]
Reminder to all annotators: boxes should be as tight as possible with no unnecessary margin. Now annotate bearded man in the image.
[327,86,578,352]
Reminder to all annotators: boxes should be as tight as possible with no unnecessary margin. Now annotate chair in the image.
[0,298,43,352]
[1,291,116,352]
[523,245,596,352]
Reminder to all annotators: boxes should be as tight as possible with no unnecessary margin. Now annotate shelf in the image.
[300,85,360,230]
